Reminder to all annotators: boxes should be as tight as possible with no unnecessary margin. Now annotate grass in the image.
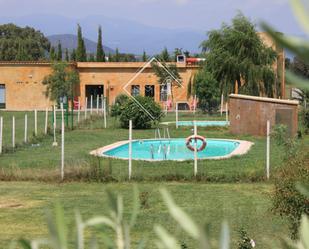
[0,111,290,181]
[0,182,288,249]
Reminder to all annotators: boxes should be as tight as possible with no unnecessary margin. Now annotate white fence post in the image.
[12,116,15,149]
[90,95,93,115]
[194,120,198,176]
[129,120,132,180]
[34,109,37,136]
[24,114,28,143]
[103,97,107,128]
[101,95,104,115]
[44,107,48,135]
[96,94,99,114]
[193,95,197,115]
[52,105,58,146]
[220,94,224,116]
[85,97,88,120]
[176,102,178,129]
[0,117,2,154]
[225,103,228,122]
[61,103,65,180]
[266,120,270,180]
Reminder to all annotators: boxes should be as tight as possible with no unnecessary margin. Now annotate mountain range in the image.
[0,14,205,55]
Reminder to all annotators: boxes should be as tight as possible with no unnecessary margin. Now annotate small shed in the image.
[229,94,299,136]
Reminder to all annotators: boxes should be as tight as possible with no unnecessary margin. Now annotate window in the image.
[145,85,155,98]
[0,84,5,109]
[131,85,140,96]
[160,85,167,101]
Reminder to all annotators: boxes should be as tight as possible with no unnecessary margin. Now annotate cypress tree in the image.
[160,47,170,62]
[76,24,87,62]
[88,53,95,62]
[96,25,105,62]
[114,48,120,62]
[57,41,62,61]
[108,52,112,62]
[71,49,76,61]
[49,46,56,61]
[142,50,147,62]
[65,48,69,61]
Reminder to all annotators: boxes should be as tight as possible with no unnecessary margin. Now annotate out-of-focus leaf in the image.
[199,224,211,249]
[291,0,309,35]
[84,216,115,229]
[300,215,309,249]
[89,235,98,249]
[280,238,298,249]
[261,23,309,64]
[285,70,309,89]
[219,222,230,249]
[154,225,181,249]
[75,210,84,249]
[18,239,32,249]
[129,185,140,228]
[296,183,309,198]
[286,71,309,90]
[160,189,200,239]
[46,203,68,249]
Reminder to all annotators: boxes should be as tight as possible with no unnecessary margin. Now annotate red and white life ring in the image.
[186,135,207,152]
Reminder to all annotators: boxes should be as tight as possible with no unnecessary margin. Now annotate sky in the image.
[0,0,304,34]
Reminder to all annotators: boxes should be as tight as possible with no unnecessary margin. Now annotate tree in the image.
[70,49,76,61]
[57,41,62,61]
[88,53,95,62]
[114,48,120,62]
[96,26,105,62]
[201,13,277,97]
[0,23,50,61]
[65,48,69,62]
[193,68,220,113]
[142,50,147,62]
[160,47,170,62]
[173,48,183,62]
[49,46,56,61]
[42,62,80,103]
[76,24,87,62]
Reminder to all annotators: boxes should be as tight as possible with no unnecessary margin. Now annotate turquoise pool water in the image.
[103,139,239,161]
[176,121,230,127]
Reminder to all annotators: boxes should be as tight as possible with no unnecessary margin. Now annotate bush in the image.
[110,94,129,117]
[238,229,255,249]
[272,152,309,239]
[301,108,309,134]
[119,95,162,129]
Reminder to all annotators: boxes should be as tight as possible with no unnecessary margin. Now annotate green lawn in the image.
[0,182,288,249]
[0,111,288,181]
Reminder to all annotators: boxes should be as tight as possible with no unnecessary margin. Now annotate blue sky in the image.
[0,0,304,34]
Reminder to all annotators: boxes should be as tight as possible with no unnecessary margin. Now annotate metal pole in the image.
[61,103,65,180]
[34,109,37,136]
[0,117,2,154]
[176,102,178,129]
[77,99,80,123]
[44,107,48,135]
[129,120,132,180]
[194,120,197,176]
[12,116,15,149]
[220,94,224,116]
[266,120,270,180]
[24,114,28,143]
[103,97,107,128]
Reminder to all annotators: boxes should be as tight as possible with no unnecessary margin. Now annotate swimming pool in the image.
[91,138,253,161]
[161,121,230,127]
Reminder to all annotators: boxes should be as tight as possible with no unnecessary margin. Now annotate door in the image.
[85,85,104,108]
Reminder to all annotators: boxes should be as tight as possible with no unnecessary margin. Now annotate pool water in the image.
[103,138,239,161]
[176,121,230,127]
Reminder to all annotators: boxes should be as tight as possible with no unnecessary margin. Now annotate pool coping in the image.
[160,121,230,126]
[90,138,254,161]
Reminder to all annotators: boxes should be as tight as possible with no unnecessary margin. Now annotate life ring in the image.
[186,135,207,152]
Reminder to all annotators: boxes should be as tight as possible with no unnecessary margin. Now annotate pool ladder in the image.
[155,127,170,139]
[153,127,171,160]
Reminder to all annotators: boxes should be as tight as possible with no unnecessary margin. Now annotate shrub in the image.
[110,94,129,117]
[272,152,309,239]
[238,229,255,249]
[301,108,309,134]
[119,95,162,129]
